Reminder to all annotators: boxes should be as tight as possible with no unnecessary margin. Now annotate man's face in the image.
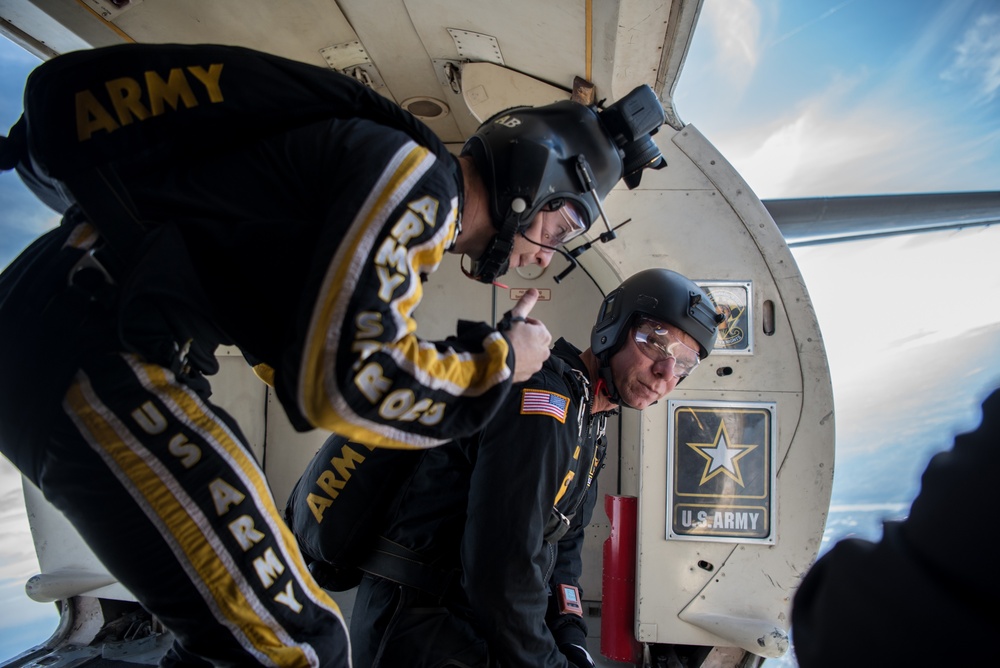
[507,201,588,270]
[609,316,702,409]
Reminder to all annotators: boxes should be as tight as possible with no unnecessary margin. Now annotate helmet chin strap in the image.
[466,217,520,284]
[596,360,622,405]
[596,351,645,411]
[469,221,582,285]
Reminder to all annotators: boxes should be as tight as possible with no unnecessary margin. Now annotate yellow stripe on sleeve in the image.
[300,143,432,430]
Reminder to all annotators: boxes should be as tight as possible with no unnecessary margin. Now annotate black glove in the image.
[559,643,596,668]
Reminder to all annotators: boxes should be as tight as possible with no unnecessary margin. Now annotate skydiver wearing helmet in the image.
[0,41,667,667]
[591,266,720,407]
[460,85,668,284]
[289,268,721,668]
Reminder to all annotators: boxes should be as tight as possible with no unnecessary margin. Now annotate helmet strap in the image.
[597,350,644,411]
[468,215,520,284]
[596,353,622,405]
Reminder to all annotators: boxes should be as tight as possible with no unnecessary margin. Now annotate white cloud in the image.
[680,1,1000,199]
[767,0,859,49]
[791,225,1000,464]
[699,0,761,93]
[712,81,919,197]
[794,225,1000,386]
[942,12,1000,103]
[708,68,1000,199]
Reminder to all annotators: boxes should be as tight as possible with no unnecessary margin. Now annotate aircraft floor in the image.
[1,590,636,668]
[333,586,636,668]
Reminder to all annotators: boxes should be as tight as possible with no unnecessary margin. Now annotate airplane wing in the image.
[765,191,1000,246]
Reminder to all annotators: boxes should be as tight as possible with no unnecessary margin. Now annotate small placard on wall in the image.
[698,281,753,355]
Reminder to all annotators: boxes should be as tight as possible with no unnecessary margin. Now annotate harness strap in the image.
[360,537,457,599]
[544,508,573,545]
[0,211,119,479]
[61,166,147,267]
[543,368,600,545]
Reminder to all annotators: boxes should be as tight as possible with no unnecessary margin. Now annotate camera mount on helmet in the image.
[460,85,667,284]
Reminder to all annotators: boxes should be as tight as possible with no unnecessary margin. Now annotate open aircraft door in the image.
[13,60,833,668]
[4,1,833,664]
[404,64,836,666]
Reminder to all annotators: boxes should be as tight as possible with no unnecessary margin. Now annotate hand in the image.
[559,643,596,668]
[503,288,551,383]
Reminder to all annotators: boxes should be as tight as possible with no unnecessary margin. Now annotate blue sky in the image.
[0,31,60,659]
[1,0,1000,660]
[0,38,60,271]
[676,0,1000,197]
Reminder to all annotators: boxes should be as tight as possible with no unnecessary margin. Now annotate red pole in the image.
[601,494,642,663]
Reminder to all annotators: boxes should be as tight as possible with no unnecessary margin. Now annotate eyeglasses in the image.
[632,316,701,378]
[540,200,588,246]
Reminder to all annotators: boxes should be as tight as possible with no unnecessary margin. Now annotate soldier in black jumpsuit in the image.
[0,43,645,667]
[290,269,723,668]
[0,88,503,668]
[350,338,607,667]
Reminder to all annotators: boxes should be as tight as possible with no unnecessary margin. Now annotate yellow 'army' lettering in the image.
[127,398,300,609]
[208,477,302,611]
[251,550,303,614]
[315,447,365,497]
[306,440,376,522]
[254,547,285,588]
[76,63,225,141]
[274,580,303,613]
[229,515,266,551]
[373,196,440,302]
[406,196,439,231]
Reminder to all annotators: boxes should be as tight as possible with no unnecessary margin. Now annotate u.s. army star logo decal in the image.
[687,420,757,487]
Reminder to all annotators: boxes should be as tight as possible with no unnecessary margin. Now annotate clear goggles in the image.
[632,316,701,378]
[540,199,588,246]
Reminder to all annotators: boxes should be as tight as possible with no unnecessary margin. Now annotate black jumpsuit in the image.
[791,387,1000,667]
[0,46,515,667]
[333,339,608,667]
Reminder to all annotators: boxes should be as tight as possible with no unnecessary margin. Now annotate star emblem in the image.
[687,420,757,486]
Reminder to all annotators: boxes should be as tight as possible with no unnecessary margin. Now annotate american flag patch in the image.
[520,389,570,423]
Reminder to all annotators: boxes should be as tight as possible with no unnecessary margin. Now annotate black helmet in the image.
[461,85,666,283]
[592,268,721,361]
[591,269,722,407]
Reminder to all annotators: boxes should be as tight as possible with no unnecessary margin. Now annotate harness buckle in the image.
[68,248,116,289]
[544,508,572,544]
[67,247,118,307]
